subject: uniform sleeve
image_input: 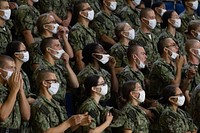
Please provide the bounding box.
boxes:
[90,19,107,37]
[68,29,84,51]
[109,46,122,68]
[123,117,134,131]
[37,0,53,12]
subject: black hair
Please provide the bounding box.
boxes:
[140,8,153,19]
[40,37,58,54]
[122,80,138,101]
[161,84,177,105]
[82,42,99,64]
[161,10,174,29]
[127,41,143,61]
[73,0,88,23]
[6,41,23,58]
[151,1,163,10]
[0,55,14,68]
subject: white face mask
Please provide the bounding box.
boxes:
[137,90,145,103]
[1,69,13,81]
[48,47,65,59]
[135,55,145,69]
[195,32,200,40]
[32,0,39,2]
[16,51,29,62]
[48,82,60,95]
[173,19,181,28]
[108,1,117,11]
[147,19,157,29]
[132,0,141,6]
[95,54,110,64]
[86,10,94,21]
[166,48,179,59]
[0,9,11,20]
[177,95,185,106]
[125,29,135,40]
[190,0,198,10]
[48,23,59,34]
[159,8,167,16]
[195,49,200,56]
[100,84,108,96]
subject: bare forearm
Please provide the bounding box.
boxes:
[0,92,17,121]
[63,37,74,58]
[22,30,34,47]
[110,68,119,93]
[101,35,116,46]
[66,64,79,88]
[89,121,110,133]
[44,120,71,133]
[49,11,62,24]
[19,90,30,121]
[172,68,182,85]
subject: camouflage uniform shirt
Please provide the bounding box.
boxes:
[160,106,197,133]
[121,102,149,133]
[0,24,12,54]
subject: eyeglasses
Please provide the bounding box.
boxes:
[174,93,183,96]
[166,44,178,48]
[96,82,106,86]
[45,79,59,84]
[82,7,92,11]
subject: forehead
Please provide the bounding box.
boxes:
[18,43,26,50]
[46,72,57,80]
[137,46,145,52]
[171,11,179,17]
[98,76,104,83]
[175,87,182,94]
[123,23,132,30]
[165,38,176,44]
[3,60,15,68]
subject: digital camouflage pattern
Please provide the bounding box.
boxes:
[0,25,12,54]
[15,4,40,37]
[109,42,128,69]
[148,58,176,99]
[121,102,149,133]
[160,106,197,133]
[118,6,140,31]
[0,84,21,129]
[118,65,145,90]
[68,22,97,52]
[31,95,68,133]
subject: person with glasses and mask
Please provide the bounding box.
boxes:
[69,0,97,73]
[0,0,12,55]
[90,0,121,51]
[76,74,113,133]
[6,41,36,133]
[159,85,197,133]
[0,55,30,133]
[32,37,79,112]
[29,13,73,72]
[160,10,186,57]
[77,42,118,108]
[149,37,184,100]
[31,69,92,133]
[109,22,135,74]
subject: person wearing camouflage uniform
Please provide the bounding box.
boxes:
[0,55,30,132]
[190,84,200,129]
[118,0,141,31]
[0,0,12,54]
[31,70,91,133]
[178,0,200,34]
[77,74,113,133]
[148,37,184,100]
[77,43,118,107]
[109,22,135,74]
[15,0,40,47]
[69,1,97,72]
[35,0,73,27]
[134,8,159,69]
[90,0,121,51]
[118,44,146,91]
[160,10,186,55]
[32,37,79,106]
[159,85,197,133]
[121,81,149,133]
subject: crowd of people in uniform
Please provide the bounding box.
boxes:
[0,0,200,132]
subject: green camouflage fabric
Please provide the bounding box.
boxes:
[0,25,12,54]
[182,63,200,93]
[33,58,69,105]
[85,0,100,14]
[159,30,186,55]
[118,65,145,90]
[0,84,21,129]
[113,0,127,17]
[15,4,40,37]
[35,0,72,20]
[190,87,200,128]
[148,58,176,99]
[118,6,140,31]
[152,24,165,37]
[121,102,149,133]
[69,22,97,52]
[77,64,111,104]
[179,12,200,33]
[160,106,197,133]
[134,29,159,68]
[109,42,128,68]
[76,97,111,133]
[31,95,68,133]
[90,11,121,46]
